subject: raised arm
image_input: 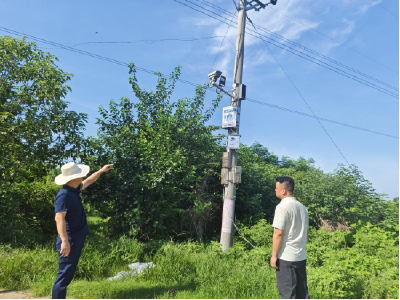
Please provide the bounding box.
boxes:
[82,164,113,190]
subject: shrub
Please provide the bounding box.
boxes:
[0,181,59,246]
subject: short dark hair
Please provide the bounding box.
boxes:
[276,176,295,193]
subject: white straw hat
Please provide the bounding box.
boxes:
[55,162,90,185]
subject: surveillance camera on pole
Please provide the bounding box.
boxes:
[208,70,222,84]
[208,70,235,98]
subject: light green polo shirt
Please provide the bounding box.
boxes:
[272,197,309,262]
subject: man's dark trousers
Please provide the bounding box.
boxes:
[52,236,86,299]
[276,259,309,299]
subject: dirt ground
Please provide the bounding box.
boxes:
[0,289,46,299]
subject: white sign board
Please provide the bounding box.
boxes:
[222,106,239,128]
[227,135,240,149]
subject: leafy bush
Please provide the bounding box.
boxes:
[0,181,59,246]
[307,222,399,299]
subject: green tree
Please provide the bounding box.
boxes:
[295,164,385,228]
[236,144,390,231]
[0,36,87,182]
[236,143,317,225]
[0,36,87,244]
[82,64,224,241]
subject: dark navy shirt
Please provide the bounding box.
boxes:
[54,184,89,239]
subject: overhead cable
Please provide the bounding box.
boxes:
[1,27,397,140]
[197,0,399,91]
[209,11,237,73]
[377,3,399,19]
[247,15,351,166]
[173,0,399,98]
[268,5,399,74]
[71,36,237,47]
[0,27,200,88]
[246,98,398,139]
[197,0,399,74]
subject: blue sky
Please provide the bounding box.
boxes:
[1,0,399,199]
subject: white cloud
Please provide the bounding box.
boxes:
[179,16,220,27]
[358,0,382,15]
[331,19,355,38]
[182,0,387,76]
[202,0,323,71]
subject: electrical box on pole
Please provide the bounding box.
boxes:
[234,84,246,100]
[222,152,230,168]
[232,166,242,184]
[221,168,228,185]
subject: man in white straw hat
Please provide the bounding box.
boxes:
[52,162,113,299]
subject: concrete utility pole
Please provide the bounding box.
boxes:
[207,0,277,251]
[219,0,247,251]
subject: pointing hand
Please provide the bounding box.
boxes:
[101,164,114,173]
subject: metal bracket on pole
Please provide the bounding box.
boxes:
[210,82,235,98]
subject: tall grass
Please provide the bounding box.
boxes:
[139,241,280,298]
[0,217,398,299]
[0,217,145,297]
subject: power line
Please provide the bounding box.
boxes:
[0,26,201,89]
[172,0,399,99]
[1,27,397,140]
[247,29,399,98]
[377,3,399,19]
[199,0,399,92]
[252,26,398,92]
[201,7,237,95]
[197,0,399,75]
[35,36,236,53]
[246,98,398,139]
[184,0,399,97]
[268,5,399,74]
[70,36,237,47]
[223,200,256,249]
[193,0,400,91]
[209,12,237,73]
[247,15,351,166]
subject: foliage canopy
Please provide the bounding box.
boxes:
[0,36,87,243]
